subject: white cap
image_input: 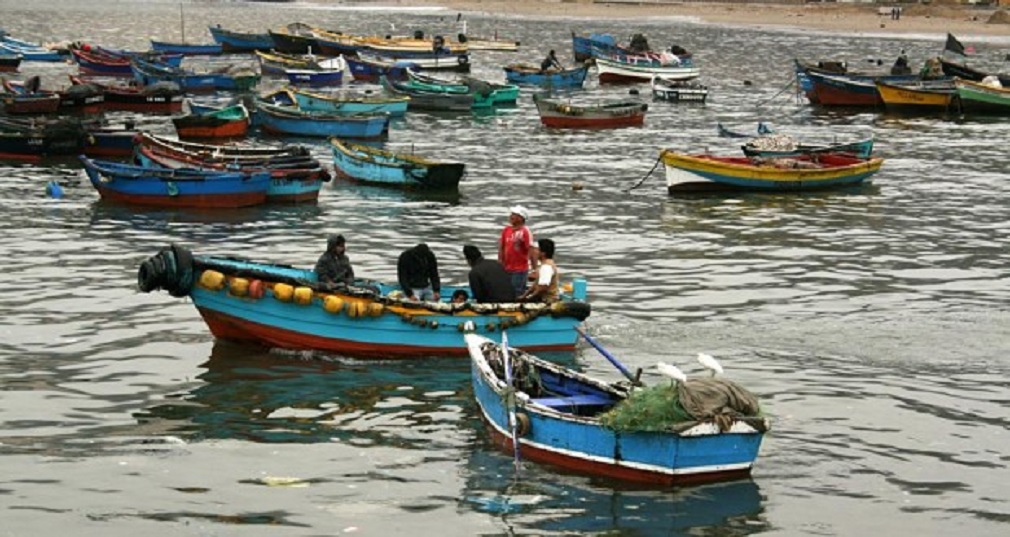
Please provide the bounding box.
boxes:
[509,205,529,222]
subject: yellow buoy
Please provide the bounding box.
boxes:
[323,295,344,314]
[367,302,384,317]
[199,270,225,291]
[293,287,313,305]
[229,277,249,297]
[273,283,294,302]
[348,300,368,318]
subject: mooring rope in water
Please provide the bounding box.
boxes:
[755,76,797,109]
[626,153,663,192]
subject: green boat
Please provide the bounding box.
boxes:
[953,78,1010,114]
[404,71,517,108]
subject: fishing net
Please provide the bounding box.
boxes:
[599,378,762,433]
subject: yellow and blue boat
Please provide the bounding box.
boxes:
[661,151,884,193]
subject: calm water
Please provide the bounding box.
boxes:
[1,0,1009,535]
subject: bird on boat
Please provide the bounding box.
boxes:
[697,353,724,376]
[656,362,687,384]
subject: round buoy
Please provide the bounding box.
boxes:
[248,280,265,299]
[229,277,249,297]
[571,181,584,191]
[324,295,344,313]
[293,287,313,305]
[367,302,384,317]
[273,283,294,302]
[199,270,225,291]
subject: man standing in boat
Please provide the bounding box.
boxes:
[541,49,563,72]
[498,205,534,297]
[519,239,559,304]
[464,244,516,303]
[397,243,441,302]
[315,234,354,288]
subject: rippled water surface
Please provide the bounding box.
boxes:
[1,1,1009,535]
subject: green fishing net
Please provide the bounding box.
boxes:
[600,378,763,433]
[599,383,693,432]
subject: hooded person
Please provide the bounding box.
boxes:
[397,243,441,302]
[464,244,516,303]
[315,234,354,288]
[498,205,534,297]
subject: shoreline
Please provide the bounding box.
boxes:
[361,1,1010,40]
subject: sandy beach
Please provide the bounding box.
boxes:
[384,0,1010,39]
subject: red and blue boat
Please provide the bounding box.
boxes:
[465,334,768,485]
[135,245,592,358]
[80,156,270,208]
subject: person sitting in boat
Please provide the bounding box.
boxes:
[432,35,448,54]
[315,234,354,288]
[540,49,563,72]
[891,50,911,75]
[451,289,469,304]
[519,239,559,304]
[397,243,441,302]
[464,244,516,303]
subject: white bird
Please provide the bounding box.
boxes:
[697,353,724,376]
[656,362,687,384]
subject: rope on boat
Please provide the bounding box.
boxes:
[755,76,797,109]
[625,153,662,192]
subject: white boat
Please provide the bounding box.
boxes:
[597,55,700,84]
[651,75,708,103]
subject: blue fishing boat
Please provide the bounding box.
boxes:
[284,57,347,87]
[255,101,390,139]
[465,333,769,485]
[287,86,409,116]
[131,57,261,93]
[80,156,270,208]
[208,25,274,53]
[150,40,223,56]
[329,137,465,190]
[135,245,592,358]
[380,76,474,112]
[344,55,418,83]
[571,32,622,62]
[503,63,588,89]
[0,34,67,62]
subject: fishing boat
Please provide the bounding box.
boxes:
[172,101,250,139]
[0,91,60,115]
[651,76,708,103]
[134,245,592,357]
[0,53,22,72]
[255,100,390,139]
[0,35,68,62]
[82,123,140,158]
[286,86,409,116]
[460,35,519,52]
[793,59,919,104]
[533,93,647,129]
[150,40,223,56]
[208,25,274,53]
[804,71,882,107]
[69,75,184,113]
[0,116,87,161]
[407,70,519,106]
[661,151,884,193]
[938,58,1010,87]
[3,76,104,114]
[344,55,418,83]
[254,49,320,76]
[380,76,474,112]
[503,63,588,89]
[361,50,471,73]
[329,137,466,190]
[465,333,769,485]
[717,122,774,139]
[80,156,270,208]
[874,79,955,113]
[284,57,347,87]
[134,136,329,203]
[268,22,319,55]
[596,55,700,84]
[70,45,183,77]
[741,134,874,159]
[952,78,1010,115]
[131,57,261,93]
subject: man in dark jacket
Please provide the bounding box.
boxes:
[464,244,516,303]
[315,234,354,288]
[397,243,441,301]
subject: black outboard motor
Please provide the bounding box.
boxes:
[414,30,424,40]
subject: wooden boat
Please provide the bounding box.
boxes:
[0,116,87,161]
[134,245,592,357]
[268,22,319,54]
[329,137,465,190]
[717,122,774,139]
[459,35,519,52]
[135,134,329,203]
[794,59,919,104]
[82,124,139,158]
[80,156,270,208]
[380,76,474,112]
[208,25,274,53]
[131,57,261,93]
[71,46,183,77]
[407,70,519,106]
[345,55,417,83]
[570,31,689,64]
[284,57,347,87]
[312,29,365,57]
[150,40,223,56]
[596,55,700,84]
[533,93,647,129]
[465,333,768,485]
[503,63,588,89]
[804,71,881,107]
[953,78,1010,114]
[0,91,60,115]
[874,79,955,113]
[69,75,183,113]
[651,76,708,103]
[286,86,409,116]
[254,49,320,76]
[741,134,874,159]
[172,101,250,139]
[255,100,390,139]
[0,53,22,73]
[939,58,1010,87]
[3,77,104,114]
[0,37,67,62]
[361,50,471,73]
[661,151,884,193]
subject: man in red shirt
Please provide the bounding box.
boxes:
[498,205,534,297]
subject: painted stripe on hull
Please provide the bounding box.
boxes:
[198,308,575,357]
[540,115,644,129]
[93,185,266,208]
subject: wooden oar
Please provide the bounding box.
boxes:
[575,326,642,386]
[501,331,521,473]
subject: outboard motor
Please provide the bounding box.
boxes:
[414,30,424,40]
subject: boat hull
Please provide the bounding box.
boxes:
[954,79,1010,114]
[504,64,588,89]
[596,57,699,84]
[256,105,390,139]
[535,98,647,129]
[330,138,465,190]
[875,80,954,112]
[662,151,884,193]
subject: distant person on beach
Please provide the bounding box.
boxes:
[464,244,516,303]
[541,49,563,72]
[397,243,441,302]
[315,234,354,288]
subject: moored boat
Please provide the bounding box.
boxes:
[596,55,699,84]
[0,116,87,161]
[134,245,592,357]
[741,133,874,159]
[465,333,769,485]
[533,93,647,129]
[953,78,1010,114]
[661,151,884,193]
[503,63,588,89]
[0,53,22,73]
[268,22,319,54]
[287,86,409,116]
[80,156,270,208]
[150,40,223,56]
[651,75,708,103]
[255,100,390,139]
[329,137,465,190]
[208,25,273,53]
[131,57,261,93]
[380,75,474,112]
[69,75,184,113]
[874,79,955,113]
[284,56,347,87]
[172,101,250,139]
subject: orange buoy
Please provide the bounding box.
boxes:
[273,283,294,302]
[324,295,344,314]
[367,302,384,317]
[248,280,265,299]
[199,270,225,291]
[293,287,313,305]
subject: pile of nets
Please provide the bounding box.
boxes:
[599,377,763,433]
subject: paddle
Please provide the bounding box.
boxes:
[575,326,642,386]
[501,331,521,473]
